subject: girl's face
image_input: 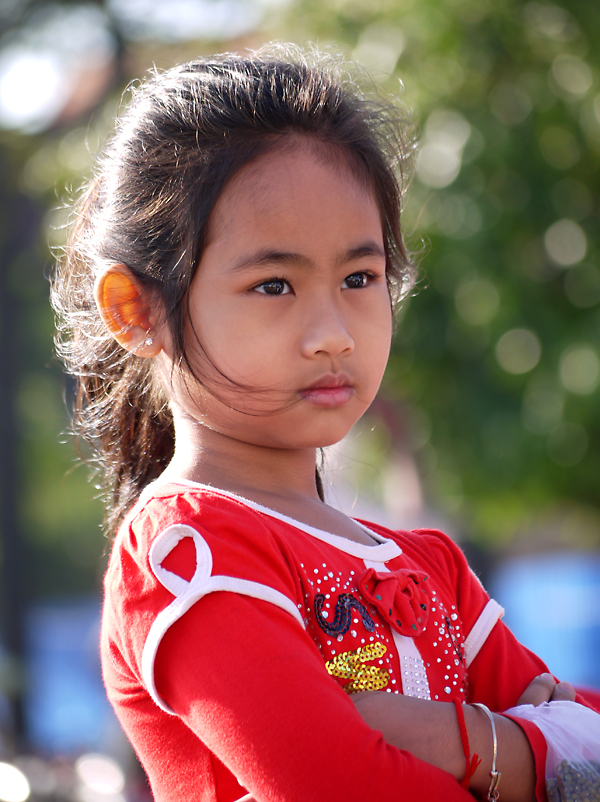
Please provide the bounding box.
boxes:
[167,143,393,451]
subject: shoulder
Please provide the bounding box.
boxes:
[119,483,287,560]
[103,484,307,711]
[109,483,302,595]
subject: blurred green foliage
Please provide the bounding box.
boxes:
[1,0,599,610]
[285,0,600,549]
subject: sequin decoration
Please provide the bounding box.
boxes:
[326,643,389,693]
[314,593,375,637]
[444,615,465,667]
[400,653,431,700]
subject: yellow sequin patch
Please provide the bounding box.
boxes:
[325,643,389,693]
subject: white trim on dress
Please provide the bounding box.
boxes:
[141,524,305,714]
[463,599,505,667]
[137,478,402,561]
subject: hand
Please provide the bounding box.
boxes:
[517,672,576,706]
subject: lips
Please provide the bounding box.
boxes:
[298,374,354,408]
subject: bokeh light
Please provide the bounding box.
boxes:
[496,329,542,375]
[551,54,593,96]
[351,23,406,75]
[75,754,125,797]
[416,109,471,189]
[0,763,30,802]
[0,4,114,133]
[559,344,600,395]
[454,278,500,326]
[544,219,587,266]
[106,0,290,42]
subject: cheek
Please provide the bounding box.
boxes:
[364,299,393,365]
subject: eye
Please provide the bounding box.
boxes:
[343,272,371,289]
[254,278,291,296]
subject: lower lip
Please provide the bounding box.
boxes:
[299,386,354,408]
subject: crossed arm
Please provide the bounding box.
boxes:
[236,675,575,802]
[352,673,576,802]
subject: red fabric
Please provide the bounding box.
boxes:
[101,483,553,802]
[360,566,429,636]
[575,686,600,712]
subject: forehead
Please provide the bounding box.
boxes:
[207,141,382,243]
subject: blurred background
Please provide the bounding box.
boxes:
[0,0,599,798]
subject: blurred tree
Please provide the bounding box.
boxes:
[274,0,600,550]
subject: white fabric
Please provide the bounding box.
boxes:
[463,598,504,667]
[504,700,600,779]
[141,479,402,561]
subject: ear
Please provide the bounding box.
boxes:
[94,264,164,357]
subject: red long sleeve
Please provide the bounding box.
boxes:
[101,483,560,801]
[153,591,474,802]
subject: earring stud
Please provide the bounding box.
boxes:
[144,333,154,347]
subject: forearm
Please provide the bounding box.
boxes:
[353,693,536,802]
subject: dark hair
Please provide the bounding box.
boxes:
[51,44,416,534]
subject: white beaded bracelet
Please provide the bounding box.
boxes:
[471,702,501,801]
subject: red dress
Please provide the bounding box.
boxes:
[101,480,551,802]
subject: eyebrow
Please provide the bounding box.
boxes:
[229,240,386,273]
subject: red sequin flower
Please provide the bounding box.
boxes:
[360,568,430,637]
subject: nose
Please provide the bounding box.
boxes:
[299,301,354,360]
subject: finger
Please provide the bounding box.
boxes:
[551,681,576,702]
[517,673,557,706]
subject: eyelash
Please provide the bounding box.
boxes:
[254,278,291,295]
[343,271,376,289]
[253,272,377,296]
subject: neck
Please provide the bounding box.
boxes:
[162,411,322,503]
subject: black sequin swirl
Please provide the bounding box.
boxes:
[314,593,376,636]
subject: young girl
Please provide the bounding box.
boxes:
[51,48,598,802]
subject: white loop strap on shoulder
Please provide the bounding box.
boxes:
[149,524,213,597]
[142,524,304,713]
[463,599,505,667]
